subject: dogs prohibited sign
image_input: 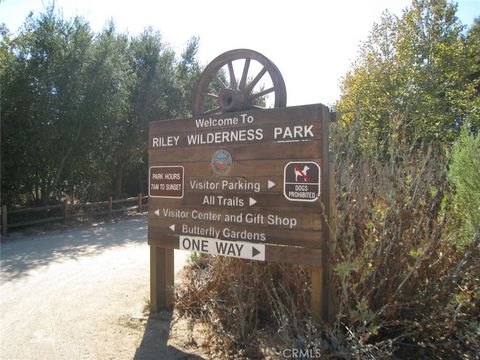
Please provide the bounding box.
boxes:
[283,162,321,202]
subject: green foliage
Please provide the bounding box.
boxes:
[1,7,95,205]
[463,17,480,132]
[0,6,201,206]
[448,123,480,243]
[337,0,478,159]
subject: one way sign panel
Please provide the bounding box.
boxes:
[179,236,265,261]
[283,161,321,202]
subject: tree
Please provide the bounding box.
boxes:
[173,36,202,118]
[448,125,480,244]
[65,22,133,201]
[336,0,478,159]
[1,7,202,206]
[1,8,94,205]
[463,17,480,132]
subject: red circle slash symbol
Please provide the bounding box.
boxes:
[293,164,310,182]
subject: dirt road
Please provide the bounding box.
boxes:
[0,217,204,360]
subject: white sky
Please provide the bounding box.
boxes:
[1,0,478,106]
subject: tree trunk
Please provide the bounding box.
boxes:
[44,146,73,205]
[34,184,40,204]
[43,123,82,205]
[41,181,49,206]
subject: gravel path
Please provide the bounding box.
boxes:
[0,216,203,360]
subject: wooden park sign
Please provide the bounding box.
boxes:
[148,49,335,322]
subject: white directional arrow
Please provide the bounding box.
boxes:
[169,224,175,232]
[249,197,257,206]
[267,180,276,189]
[154,209,160,216]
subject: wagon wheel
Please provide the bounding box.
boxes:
[192,49,287,116]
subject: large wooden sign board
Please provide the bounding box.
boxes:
[148,103,334,319]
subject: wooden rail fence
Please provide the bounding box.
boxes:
[0,194,149,237]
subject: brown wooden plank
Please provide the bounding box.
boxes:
[67,210,110,218]
[9,204,63,214]
[111,205,139,213]
[148,207,322,231]
[111,196,140,204]
[148,222,322,249]
[180,175,285,194]
[149,140,322,163]
[149,192,322,210]
[80,201,110,208]
[147,234,322,266]
[148,158,322,181]
[149,104,325,134]
[266,245,322,266]
[149,122,323,149]
[8,216,65,228]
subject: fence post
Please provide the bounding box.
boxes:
[1,205,7,237]
[63,199,68,224]
[138,193,142,212]
[108,196,113,221]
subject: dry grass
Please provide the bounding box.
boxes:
[330,142,479,358]
[176,132,479,359]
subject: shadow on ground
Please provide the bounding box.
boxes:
[133,310,205,360]
[0,216,147,282]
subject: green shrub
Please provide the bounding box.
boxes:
[448,124,480,245]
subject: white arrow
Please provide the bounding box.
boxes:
[249,197,257,206]
[154,209,160,216]
[169,224,175,232]
[267,180,276,189]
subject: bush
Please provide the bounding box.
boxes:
[175,128,480,359]
[330,133,479,358]
[448,124,480,245]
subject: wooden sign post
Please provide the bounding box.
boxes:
[148,103,335,321]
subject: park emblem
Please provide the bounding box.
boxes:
[211,149,232,175]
